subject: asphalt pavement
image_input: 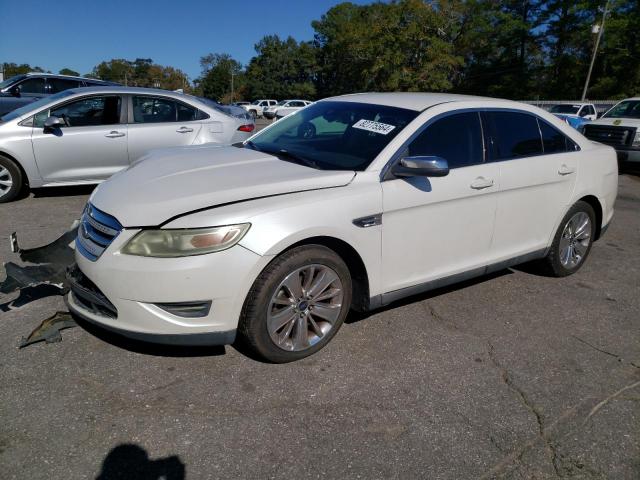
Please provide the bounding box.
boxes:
[0,171,638,479]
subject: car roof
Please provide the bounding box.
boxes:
[325,92,529,111]
[64,86,192,96]
[22,72,114,83]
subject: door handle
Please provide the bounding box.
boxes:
[558,164,575,176]
[470,177,494,190]
[105,131,125,138]
[176,126,194,133]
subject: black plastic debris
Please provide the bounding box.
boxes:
[19,311,77,348]
[0,221,78,304]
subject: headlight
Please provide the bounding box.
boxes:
[633,131,640,147]
[121,224,250,257]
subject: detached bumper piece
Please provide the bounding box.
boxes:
[66,264,117,319]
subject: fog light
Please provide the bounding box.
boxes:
[155,301,212,318]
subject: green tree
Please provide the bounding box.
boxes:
[195,53,243,100]
[313,0,462,97]
[59,68,80,77]
[2,63,46,77]
[90,58,190,91]
[244,35,317,99]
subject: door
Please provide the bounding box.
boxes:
[381,111,499,293]
[31,95,128,182]
[485,111,579,261]
[127,95,202,161]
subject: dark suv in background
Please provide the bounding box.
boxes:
[0,73,119,116]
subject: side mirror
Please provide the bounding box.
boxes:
[44,116,65,129]
[392,156,449,178]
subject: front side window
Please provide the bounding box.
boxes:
[248,100,418,171]
[35,96,121,127]
[133,96,177,123]
[406,112,484,169]
[602,100,640,119]
[485,111,543,160]
[17,78,46,94]
[48,78,81,93]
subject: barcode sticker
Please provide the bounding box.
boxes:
[352,119,396,135]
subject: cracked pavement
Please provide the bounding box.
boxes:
[0,173,639,479]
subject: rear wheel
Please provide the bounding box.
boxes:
[0,155,23,203]
[238,245,352,363]
[541,201,596,277]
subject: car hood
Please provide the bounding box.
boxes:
[586,117,640,128]
[90,145,356,227]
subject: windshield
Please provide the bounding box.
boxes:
[277,100,289,106]
[602,100,640,119]
[550,105,580,114]
[0,74,27,90]
[0,89,77,123]
[248,100,418,171]
[252,100,261,105]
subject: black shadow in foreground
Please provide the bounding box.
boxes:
[96,444,185,480]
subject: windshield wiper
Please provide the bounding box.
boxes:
[272,149,320,169]
[243,140,261,151]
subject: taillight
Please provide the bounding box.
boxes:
[238,124,255,132]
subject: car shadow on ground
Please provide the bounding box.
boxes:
[96,443,185,480]
[73,315,226,358]
[31,185,96,198]
[346,269,514,325]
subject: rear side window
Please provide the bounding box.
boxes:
[407,112,484,169]
[538,119,576,154]
[177,102,197,121]
[133,96,176,123]
[48,78,81,93]
[485,111,543,160]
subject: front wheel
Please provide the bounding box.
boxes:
[541,201,596,277]
[0,155,24,203]
[237,245,352,363]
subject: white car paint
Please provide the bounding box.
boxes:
[240,99,278,118]
[263,99,313,119]
[549,102,597,121]
[68,92,618,352]
[580,97,640,170]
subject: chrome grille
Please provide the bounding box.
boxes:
[76,203,122,261]
[583,124,637,147]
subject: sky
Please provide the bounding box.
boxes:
[0,0,372,80]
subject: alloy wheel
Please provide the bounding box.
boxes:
[0,165,13,198]
[559,212,592,269]
[267,264,344,352]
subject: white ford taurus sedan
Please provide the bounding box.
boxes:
[66,93,618,362]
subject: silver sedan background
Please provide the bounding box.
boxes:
[0,87,255,202]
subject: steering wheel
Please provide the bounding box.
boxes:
[297,122,316,139]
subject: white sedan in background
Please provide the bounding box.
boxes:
[263,99,313,120]
[0,87,255,202]
[67,93,617,363]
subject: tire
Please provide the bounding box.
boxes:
[0,155,23,203]
[238,245,353,363]
[540,201,596,277]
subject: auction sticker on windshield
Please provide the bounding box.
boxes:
[352,119,396,135]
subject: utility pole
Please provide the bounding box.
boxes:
[230,69,235,103]
[581,0,610,101]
